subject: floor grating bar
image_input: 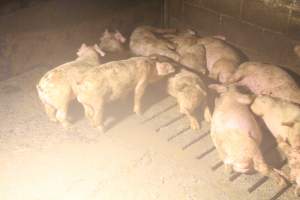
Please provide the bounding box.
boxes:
[248,159,287,193]
[167,127,190,141]
[248,176,269,193]
[182,132,210,150]
[211,161,223,171]
[141,103,177,124]
[196,146,216,160]
[269,182,292,200]
[229,172,242,182]
[155,114,185,132]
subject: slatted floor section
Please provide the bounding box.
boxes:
[2,66,298,200]
[139,92,297,200]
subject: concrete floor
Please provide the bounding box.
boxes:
[0,66,298,200]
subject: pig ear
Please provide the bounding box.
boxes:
[77,43,87,55]
[208,84,227,93]
[236,94,253,105]
[93,44,106,57]
[114,30,126,43]
[156,62,175,76]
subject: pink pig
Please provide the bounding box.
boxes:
[209,84,285,185]
[228,61,300,104]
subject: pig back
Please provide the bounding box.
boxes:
[199,38,241,72]
[78,57,153,101]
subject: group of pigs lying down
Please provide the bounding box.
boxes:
[37,25,300,195]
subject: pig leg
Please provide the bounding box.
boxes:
[295,186,300,197]
[82,103,94,121]
[44,103,57,122]
[56,102,71,128]
[186,111,200,130]
[224,163,234,174]
[253,150,286,186]
[211,134,231,173]
[277,137,292,155]
[90,101,105,132]
[180,105,200,130]
[204,105,211,122]
[133,80,148,116]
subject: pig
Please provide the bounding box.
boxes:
[36,43,105,128]
[198,36,243,83]
[227,62,300,104]
[99,29,126,53]
[129,26,180,62]
[167,69,211,130]
[75,55,176,132]
[165,30,243,82]
[209,84,285,184]
[250,95,300,148]
[164,30,207,74]
[251,95,300,195]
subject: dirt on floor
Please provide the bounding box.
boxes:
[1,56,297,200]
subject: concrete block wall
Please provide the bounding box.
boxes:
[168,0,300,75]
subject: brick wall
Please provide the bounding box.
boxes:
[167,0,300,75]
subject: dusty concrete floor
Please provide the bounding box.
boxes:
[0,64,298,200]
[0,67,218,200]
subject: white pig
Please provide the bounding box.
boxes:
[99,29,126,53]
[167,69,210,130]
[36,43,105,128]
[251,95,300,148]
[75,55,176,132]
[164,31,207,74]
[129,26,179,61]
[209,84,285,184]
[227,61,300,104]
[164,30,242,82]
[251,95,300,195]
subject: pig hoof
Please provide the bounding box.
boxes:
[97,126,105,133]
[224,164,233,174]
[62,121,72,129]
[190,122,200,130]
[134,107,142,116]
